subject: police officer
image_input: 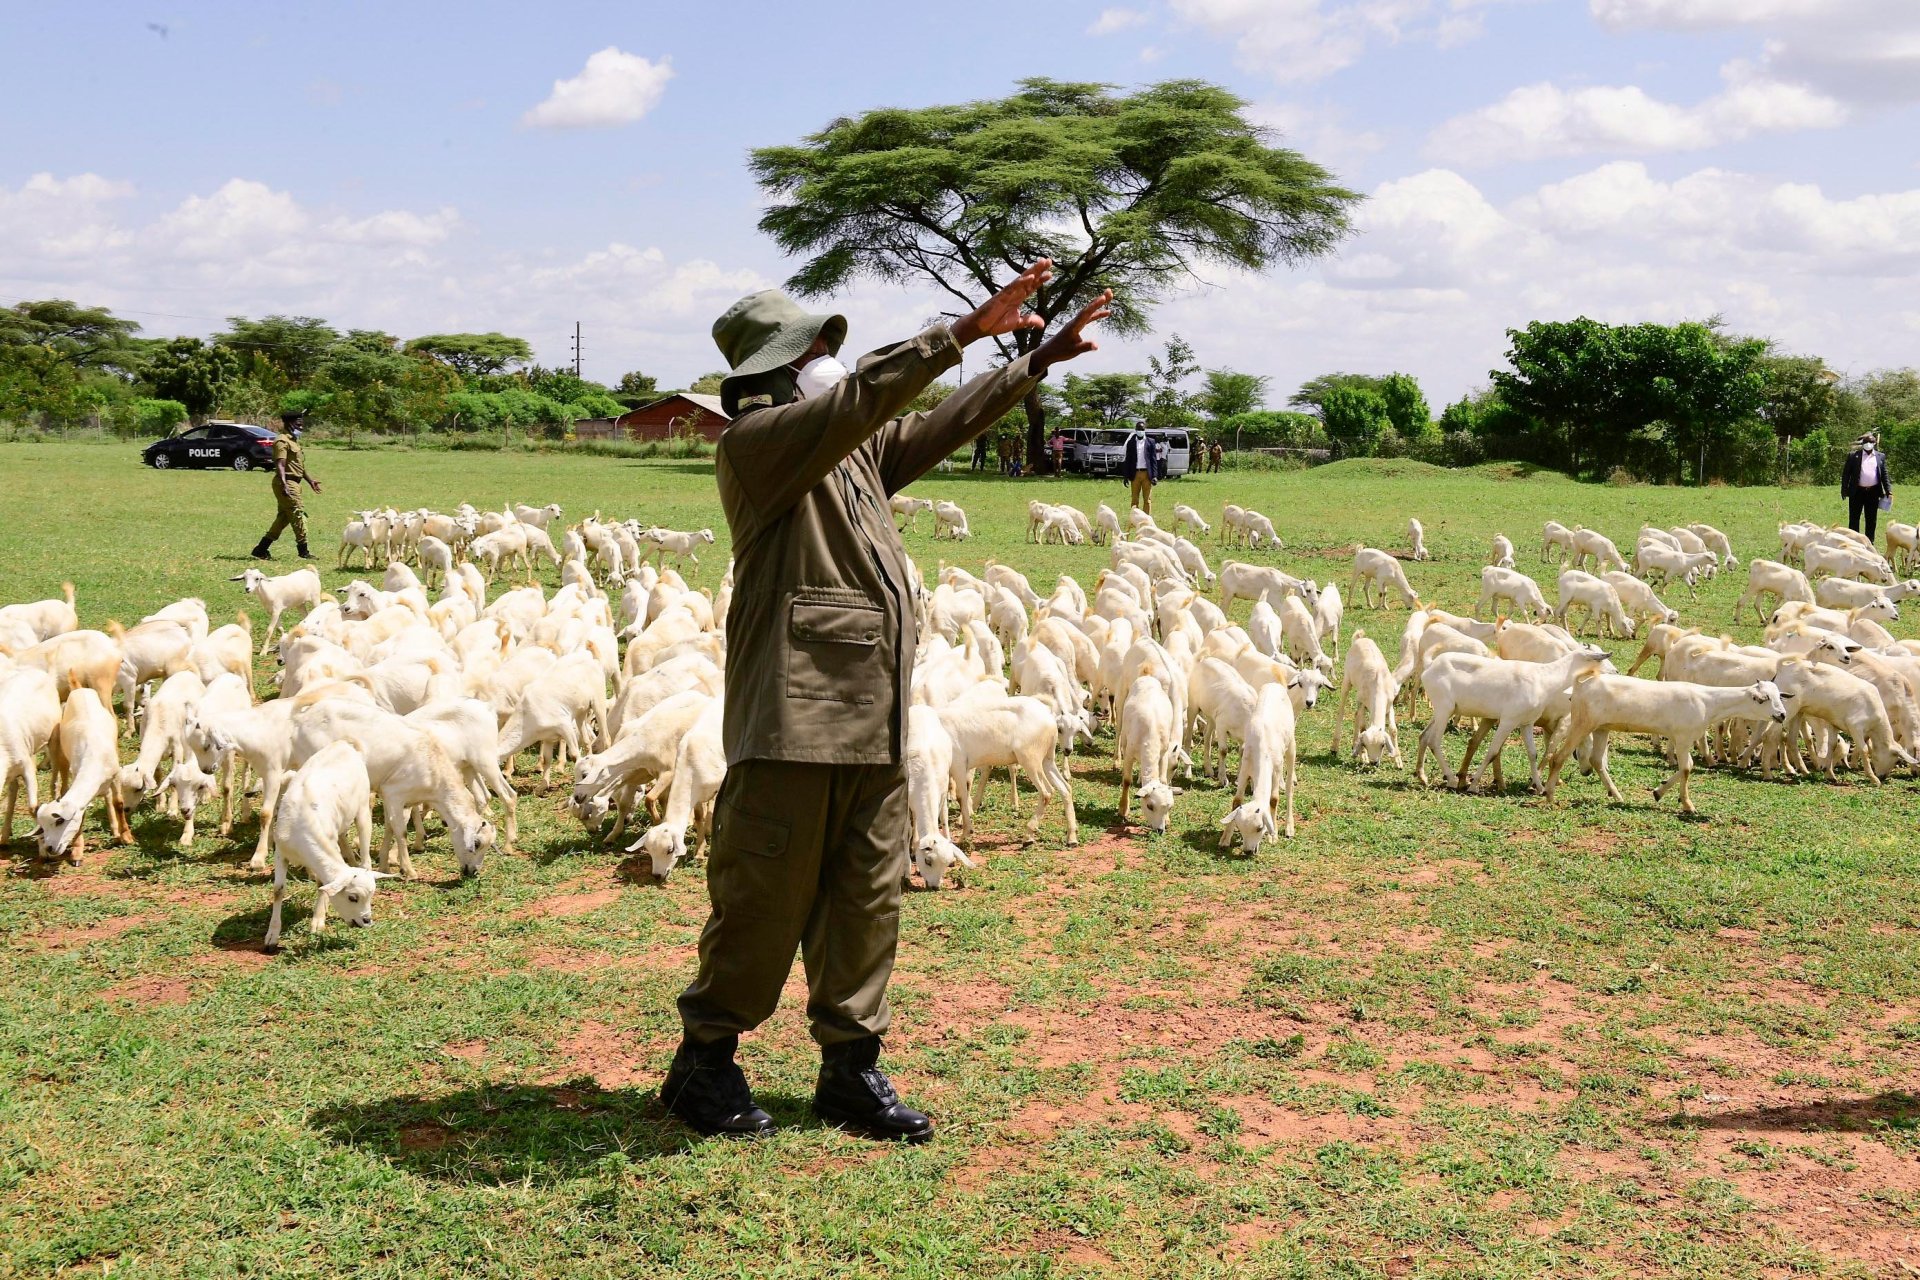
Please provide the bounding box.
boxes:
[250,410,321,560]
[663,262,1111,1142]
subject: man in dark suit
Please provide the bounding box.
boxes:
[1841,432,1892,543]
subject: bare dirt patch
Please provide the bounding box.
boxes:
[209,939,275,968]
[30,912,158,948]
[515,886,622,920]
[442,1040,487,1062]
[544,1020,669,1089]
[398,1123,453,1153]
[98,975,194,1006]
[526,946,619,972]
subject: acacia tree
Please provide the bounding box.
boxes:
[750,77,1359,469]
[404,332,533,380]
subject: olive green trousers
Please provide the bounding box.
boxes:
[677,758,908,1048]
[262,480,307,546]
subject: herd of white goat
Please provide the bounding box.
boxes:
[5,492,1920,949]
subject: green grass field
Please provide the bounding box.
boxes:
[2,440,1916,1279]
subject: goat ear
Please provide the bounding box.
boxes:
[317,872,357,896]
[369,870,396,881]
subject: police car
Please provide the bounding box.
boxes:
[141,421,279,471]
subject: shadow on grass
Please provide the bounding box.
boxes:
[210,902,358,956]
[311,1081,812,1181]
[1666,1092,1918,1135]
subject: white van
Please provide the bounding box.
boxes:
[1146,429,1192,478]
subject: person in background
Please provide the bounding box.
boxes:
[1841,431,1892,543]
[1049,431,1067,475]
[971,434,989,471]
[1209,440,1223,473]
[250,409,321,560]
[1123,426,1154,514]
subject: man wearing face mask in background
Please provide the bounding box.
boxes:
[250,409,321,561]
[664,261,1111,1143]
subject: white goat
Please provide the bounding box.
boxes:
[264,740,382,949]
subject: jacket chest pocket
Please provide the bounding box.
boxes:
[787,596,886,704]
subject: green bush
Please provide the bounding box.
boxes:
[1220,450,1307,473]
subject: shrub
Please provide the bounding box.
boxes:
[1220,450,1307,473]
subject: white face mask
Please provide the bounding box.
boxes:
[794,354,849,401]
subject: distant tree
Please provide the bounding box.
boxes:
[1217,409,1322,450]
[689,371,726,395]
[1320,385,1392,458]
[404,332,533,379]
[1845,368,1920,430]
[908,380,956,415]
[1063,372,1148,429]
[1289,372,1385,416]
[1198,369,1268,423]
[1492,317,1766,483]
[133,397,189,437]
[0,299,141,369]
[616,370,659,398]
[218,315,340,387]
[1758,354,1839,481]
[316,335,455,436]
[1142,334,1202,433]
[1377,372,1432,440]
[143,337,240,423]
[750,77,1361,469]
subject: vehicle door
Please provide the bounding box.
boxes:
[174,427,222,468]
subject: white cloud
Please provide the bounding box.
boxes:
[0,172,136,264]
[0,172,780,386]
[521,47,673,130]
[1167,0,1514,82]
[1249,101,1385,173]
[11,158,1920,411]
[1591,0,1884,30]
[1082,158,1920,409]
[1592,0,1920,105]
[1087,7,1151,35]
[1427,62,1845,164]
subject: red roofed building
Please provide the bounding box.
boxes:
[574,393,730,442]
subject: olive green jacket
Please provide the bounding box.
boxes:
[715,323,1041,765]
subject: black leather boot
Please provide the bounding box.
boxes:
[660,1036,773,1138]
[250,539,272,561]
[295,541,312,560]
[813,1036,933,1143]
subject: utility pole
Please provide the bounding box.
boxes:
[571,321,582,377]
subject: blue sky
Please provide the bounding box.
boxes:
[3,0,1916,403]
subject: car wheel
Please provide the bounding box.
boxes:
[152,453,172,469]
[232,454,253,472]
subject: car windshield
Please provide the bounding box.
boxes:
[1094,430,1129,445]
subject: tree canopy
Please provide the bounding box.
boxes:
[1491,316,1767,483]
[1198,369,1269,422]
[750,76,1360,465]
[404,332,534,379]
[0,299,141,370]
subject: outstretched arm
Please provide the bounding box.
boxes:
[875,288,1114,493]
[719,261,1060,521]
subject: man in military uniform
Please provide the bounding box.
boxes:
[250,409,321,560]
[663,261,1110,1143]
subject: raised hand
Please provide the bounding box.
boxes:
[1031,289,1113,375]
[952,260,1053,347]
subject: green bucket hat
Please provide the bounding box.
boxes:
[712,290,846,416]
